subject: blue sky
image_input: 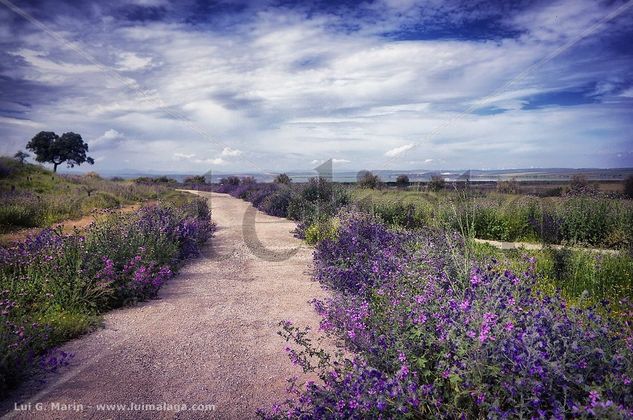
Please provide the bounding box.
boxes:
[0,0,632,173]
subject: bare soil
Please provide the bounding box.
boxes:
[0,192,326,419]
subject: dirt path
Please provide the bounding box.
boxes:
[0,192,326,419]
[473,238,620,254]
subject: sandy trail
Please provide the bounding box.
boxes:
[0,192,326,419]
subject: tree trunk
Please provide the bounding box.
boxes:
[53,162,58,172]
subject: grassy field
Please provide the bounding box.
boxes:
[351,188,633,250]
[470,241,633,307]
[0,157,173,233]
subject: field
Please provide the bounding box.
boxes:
[351,189,633,249]
[0,157,174,234]
[211,176,633,418]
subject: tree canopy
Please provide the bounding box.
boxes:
[274,173,292,184]
[357,170,382,189]
[396,174,410,188]
[26,131,94,172]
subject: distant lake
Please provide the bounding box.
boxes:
[105,168,633,183]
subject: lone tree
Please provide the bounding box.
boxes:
[26,131,94,172]
[396,174,410,188]
[357,170,382,189]
[274,173,292,184]
[13,150,30,164]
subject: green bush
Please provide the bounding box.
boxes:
[305,218,339,245]
[0,200,44,231]
[357,171,382,189]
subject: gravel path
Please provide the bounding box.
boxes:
[1,192,326,419]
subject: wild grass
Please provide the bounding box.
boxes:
[0,157,172,233]
[470,242,633,306]
[351,188,633,250]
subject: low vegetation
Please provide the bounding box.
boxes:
[470,242,633,306]
[215,176,349,228]
[0,194,214,397]
[263,212,633,418]
[352,189,633,250]
[0,157,172,233]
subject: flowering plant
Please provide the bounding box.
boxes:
[264,213,633,418]
[0,197,214,397]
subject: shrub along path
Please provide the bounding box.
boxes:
[0,192,326,419]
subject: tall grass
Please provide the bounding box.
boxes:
[471,242,633,305]
[351,189,633,250]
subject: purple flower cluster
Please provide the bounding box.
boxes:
[121,254,173,300]
[265,213,633,418]
[217,181,293,217]
[214,178,348,224]
[176,216,214,259]
[0,198,214,396]
[313,211,408,293]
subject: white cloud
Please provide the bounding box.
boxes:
[173,152,196,159]
[0,116,42,128]
[333,158,351,163]
[116,52,154,71]
[619,87,633,98]
[385,143,415,157]
[208,158,226,165]
[91,129,126,150]
[220,147,242,157]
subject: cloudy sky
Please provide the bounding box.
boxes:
[0,0,632,174]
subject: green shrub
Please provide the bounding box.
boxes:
[305,218,339,245]
[0,201,44,231]
[357,171,382,189]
